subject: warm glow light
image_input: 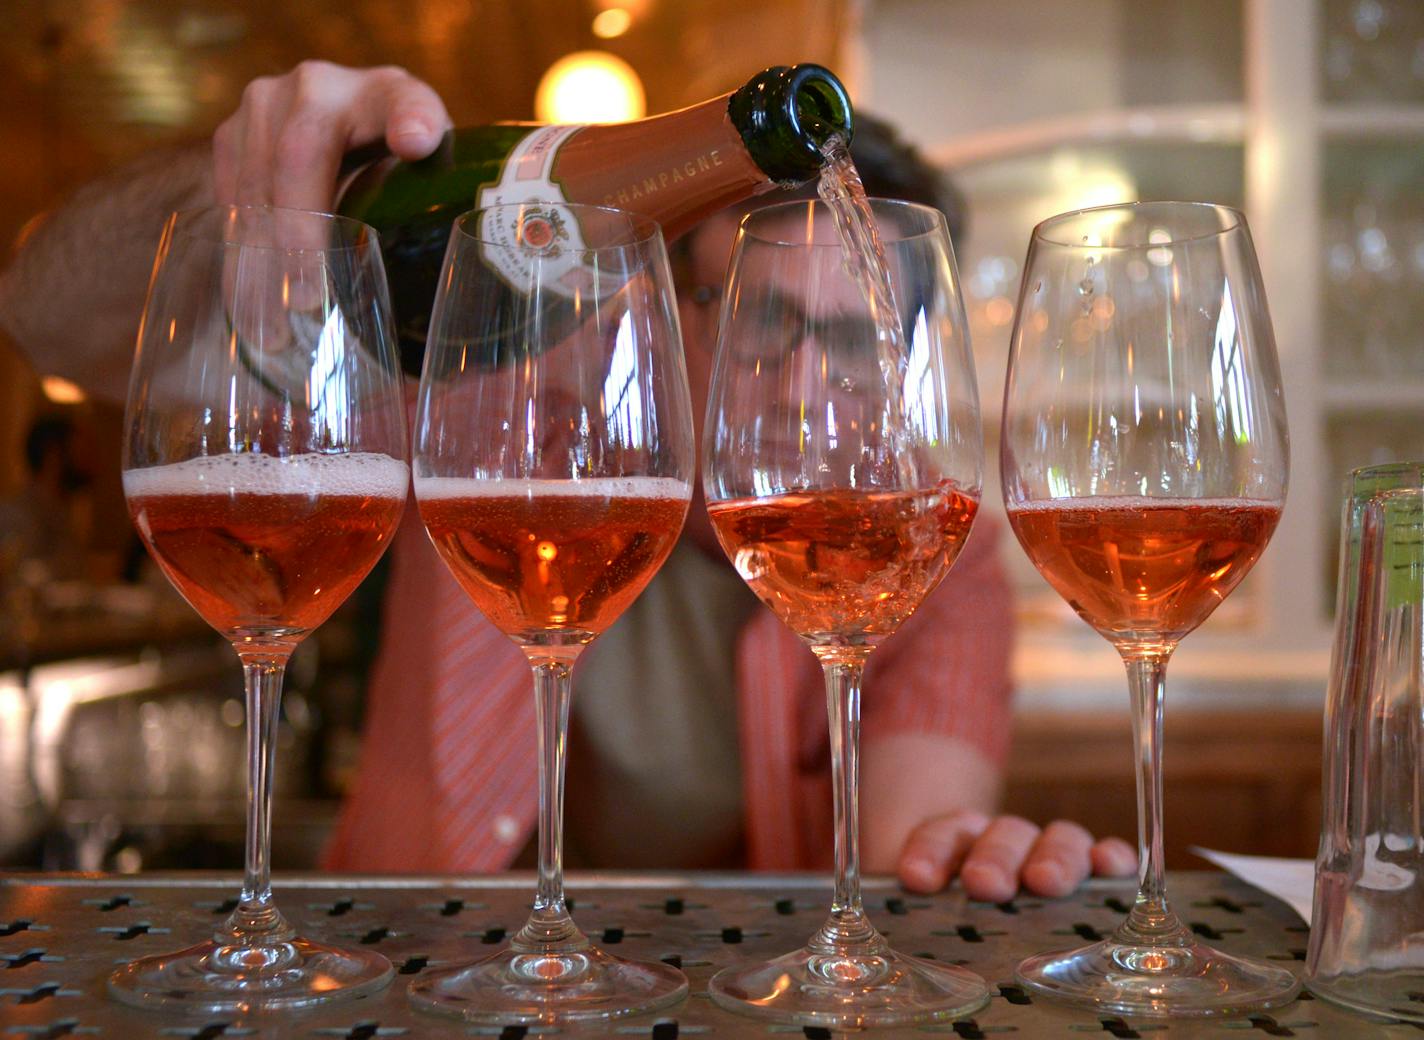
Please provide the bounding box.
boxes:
[1048,153,1135,216]
[535,51,646,123]
[984,297,1015,327]
[592,8,632,38]
[41,376,85,404]
[1073,180,1134,212]
[748,972,794,1004]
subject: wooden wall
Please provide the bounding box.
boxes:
[1004,708,1324,868]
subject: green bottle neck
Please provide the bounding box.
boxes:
[728,64,854,184]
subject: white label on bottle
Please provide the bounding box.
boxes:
[477,124,619,300]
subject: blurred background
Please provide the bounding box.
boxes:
[0,0,1419,872]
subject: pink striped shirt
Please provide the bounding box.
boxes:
[324,501,1015,872]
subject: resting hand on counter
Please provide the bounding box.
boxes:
[862,732,1136,901]
[899,812,1137,901]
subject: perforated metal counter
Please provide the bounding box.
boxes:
[0,871,1401,1038]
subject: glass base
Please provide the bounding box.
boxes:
[709,944,991,1027]
[407,944,688,1023]
[1307,973,1424,1024]
[1016,937,1300,1018]
[107,936,394,1013]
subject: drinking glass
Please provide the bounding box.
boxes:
[1307,461,1424,1020]
[408,204,692,1022]
[1001,201,1296,1016]
[113,206,408,1011]
[703,198,988,1026]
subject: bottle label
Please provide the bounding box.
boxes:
[477,124,617,300]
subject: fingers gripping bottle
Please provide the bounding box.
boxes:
[337,64,854,374]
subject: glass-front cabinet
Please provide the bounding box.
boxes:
[860,0,1424,702]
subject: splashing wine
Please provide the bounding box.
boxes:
[817,137,917,484]
[707,481,977,648]
[702,194,989,1024]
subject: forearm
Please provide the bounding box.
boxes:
[860,731,1000,873]
[0,145,212,401]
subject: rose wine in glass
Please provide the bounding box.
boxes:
[703,197,989,1027]
[111,206,408,1012]
[418,477,690,637]
[1006,498,1282,646]
[407,204,693,1023]
[126,455,406,634]
[1001,201,1296,1017]
[708,483,978,641]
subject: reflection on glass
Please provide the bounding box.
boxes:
[110,205,407,1013]
[1003,201,1297,1018]
[704,199,988,1027]
[407,204,692,1024]
[953,145,1246,617]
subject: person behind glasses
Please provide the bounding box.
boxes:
[0,61,1135,898]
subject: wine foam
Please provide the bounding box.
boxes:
[1006,496,1282,513]
[124,452,409,499]
[414,475,691,501]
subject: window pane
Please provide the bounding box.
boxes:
[1322,140,1424,379]
[1321,0,1424,103]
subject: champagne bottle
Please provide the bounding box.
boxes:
[337,64,853,375]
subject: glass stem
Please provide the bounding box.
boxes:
[1119,650,1188,946]
[220,650,294,947]
[513,656,585,951]
[811,655,881,952]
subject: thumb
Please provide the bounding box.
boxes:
[382,77,452,161]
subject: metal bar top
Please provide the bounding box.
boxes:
[0,870,1397,1038]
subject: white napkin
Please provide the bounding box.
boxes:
[1191,846,1315,924]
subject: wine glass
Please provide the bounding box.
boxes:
[703,197,988,1026]
[1002,201,1296,1016]
[112,206,408,1011]
[407,203,693,1022]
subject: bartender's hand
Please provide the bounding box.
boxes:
[212,61,453,211]
[863,733,1136,900]
[899,812,1137,901]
